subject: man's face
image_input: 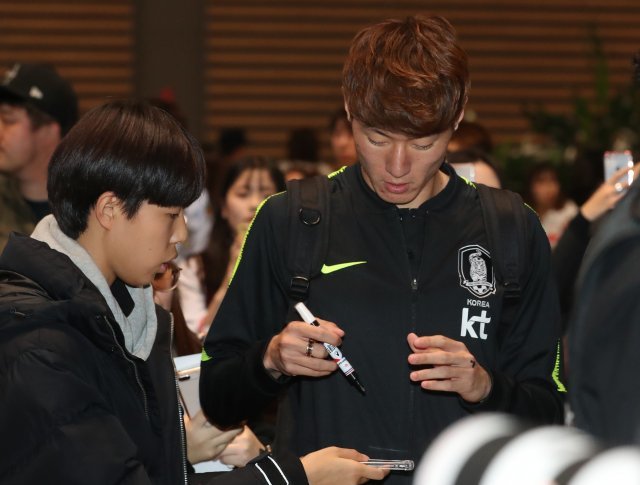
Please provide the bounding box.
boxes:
[104,201,187,287]
[351,119,453,208]
[0,103,39,175]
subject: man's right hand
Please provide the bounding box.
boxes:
[263,318,344,379]
[301,447,390,485]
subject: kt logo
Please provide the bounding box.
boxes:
[460,308,491,340]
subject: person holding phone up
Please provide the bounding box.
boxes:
[554,162,639,338]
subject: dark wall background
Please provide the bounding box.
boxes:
[2,0,640,160]
[0,0,135,113]
[135,0,204,138]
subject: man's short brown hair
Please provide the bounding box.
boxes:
[342,15,469,138]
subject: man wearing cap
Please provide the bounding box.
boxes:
[0,62,78,251]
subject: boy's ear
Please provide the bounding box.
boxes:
[94,191,120,230]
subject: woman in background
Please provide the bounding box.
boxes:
[525,162,578,249]
[201,156,286,332]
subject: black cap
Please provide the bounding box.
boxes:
[0,63,78,135]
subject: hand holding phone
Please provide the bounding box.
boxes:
[603,151,634,191]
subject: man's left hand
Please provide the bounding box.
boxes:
[407,333,491,403]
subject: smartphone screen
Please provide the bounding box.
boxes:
[603,150,634,186]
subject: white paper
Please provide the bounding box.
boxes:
[174,353,234,473]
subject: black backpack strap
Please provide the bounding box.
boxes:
[285,175,331,302]
[477,184,528,340]
[477,184,527,299]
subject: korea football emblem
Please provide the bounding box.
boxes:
[458,244,496,298]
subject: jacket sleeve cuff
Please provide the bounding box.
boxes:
[249,450,309,485]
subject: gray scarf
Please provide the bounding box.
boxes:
[32,215,157,360]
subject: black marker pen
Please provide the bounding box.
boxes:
[294,302,366,394]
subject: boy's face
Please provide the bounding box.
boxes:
[0,103,41,176]
[104,201,187,287]
[351,119,454,208]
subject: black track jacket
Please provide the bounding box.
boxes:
[201,164,565,483]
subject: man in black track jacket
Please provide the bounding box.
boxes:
[201,15,565,484]
[0,101,384,485]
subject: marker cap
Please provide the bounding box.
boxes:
[294,302,315,324]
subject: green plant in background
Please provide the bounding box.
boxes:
[496,28,640,200]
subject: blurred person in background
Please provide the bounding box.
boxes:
[328,107,357,169]
[279,127,325,181]
[446,120,500,188]
[447,119,493,155]
[201,156,286,334]
[447,148,502,189]
[0,62,78,251]
[554,164,637,336]
[208,128,249,192]
[525,162,578,249]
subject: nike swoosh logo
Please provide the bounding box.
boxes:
[321,261,367,274]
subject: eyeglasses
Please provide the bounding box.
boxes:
[152,261,182,292]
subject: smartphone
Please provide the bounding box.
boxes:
[603,150,634,186]
[359,459,415,471]
[452,162,476,182]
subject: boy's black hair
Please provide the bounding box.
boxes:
[48,99,206,239]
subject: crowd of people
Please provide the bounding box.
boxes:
[0,12,639,485]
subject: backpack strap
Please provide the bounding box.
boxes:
[476,184,527,300]
[476,184,528,341]
[285,175,331,302]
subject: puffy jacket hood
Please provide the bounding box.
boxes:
[0,232,127,353]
